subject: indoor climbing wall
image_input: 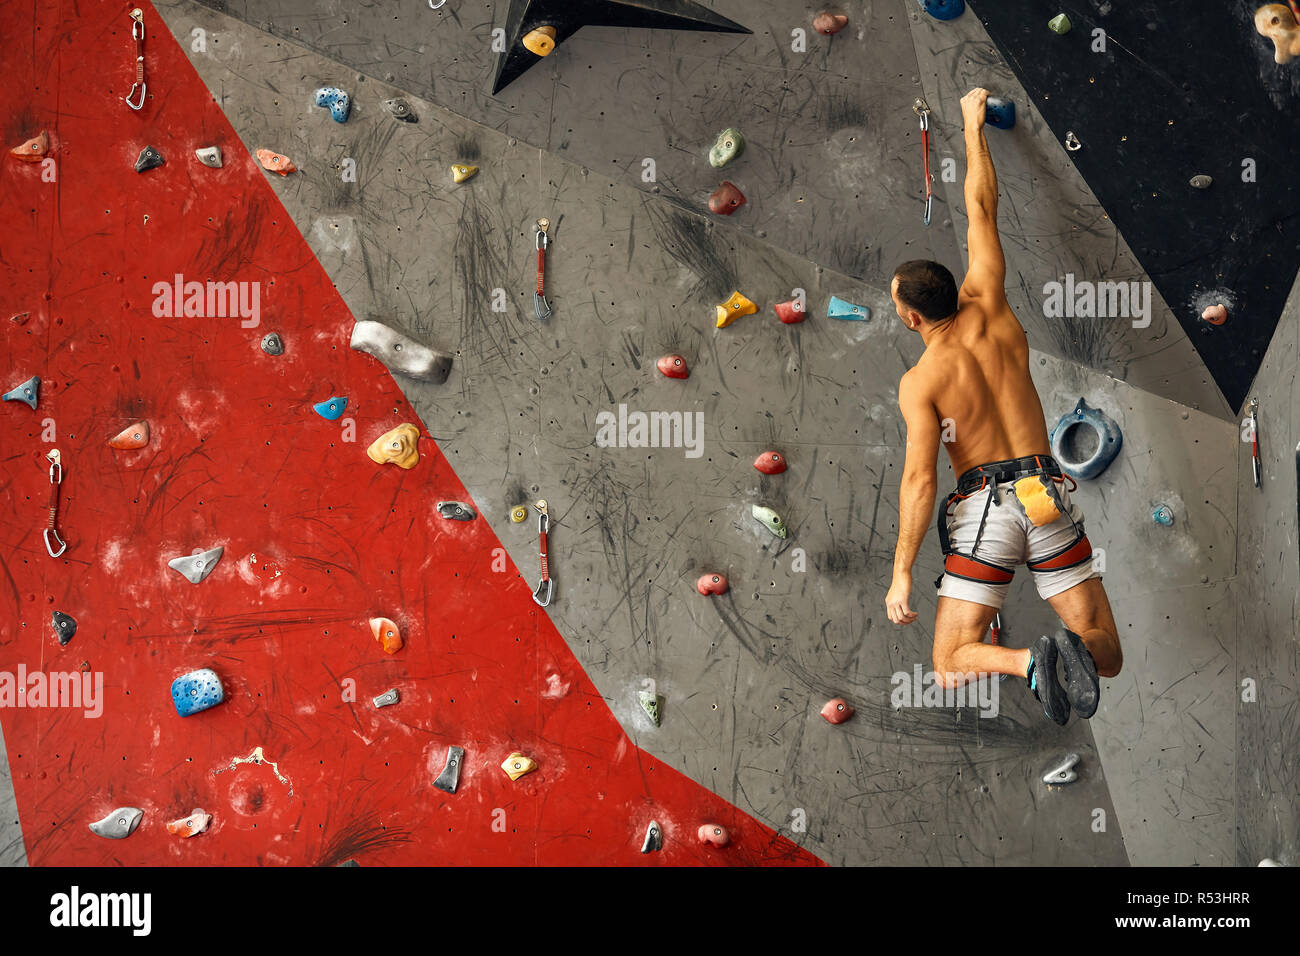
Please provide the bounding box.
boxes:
[1,0,1295,867]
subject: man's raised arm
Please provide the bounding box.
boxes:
[886,370,940,625]
[958,87,1007,304]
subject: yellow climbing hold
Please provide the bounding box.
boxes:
[452,164,478,184]
[501,751,538,781]
[716,291,758,328]
[366,423,421,470]
[522,25,558,56]
[510,505,528,523]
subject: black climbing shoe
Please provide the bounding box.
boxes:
[1027,636,1070,726]
[1053,628,1100,719]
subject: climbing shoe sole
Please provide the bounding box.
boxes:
[1053,628,1100,719]
[1029,635,1070,726]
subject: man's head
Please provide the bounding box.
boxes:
[891,260,958,332]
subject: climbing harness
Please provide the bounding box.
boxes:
[534,219,552,320]
[125,8,147,111]
[44,449,67,557]
[532,499,553,606]
[913,98,933,226]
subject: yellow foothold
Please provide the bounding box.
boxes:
[501,751,538,781]
[522,25,558,57]
[452,164,479,184]
[366,423,421,470]
[715,291,758,328]
[510,505,528,523]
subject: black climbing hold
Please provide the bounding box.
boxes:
[52,611,77,646]
[134,145,164,173]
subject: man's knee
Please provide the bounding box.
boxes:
[930,660,977,690]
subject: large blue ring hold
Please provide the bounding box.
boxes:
[1049,398,1123,480]
[171,668,225,717]
[920,0,966,21]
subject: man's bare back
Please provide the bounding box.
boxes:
[905,296,1051,478]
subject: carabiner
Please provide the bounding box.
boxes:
[532,500,553,607]
[44,449,66,557]
[535,218,550,250]
[125,8,147,111]
[44,529,66,558]
[429,0,448,7]
[48,448,62,485]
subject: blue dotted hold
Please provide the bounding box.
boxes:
[985,97,1016,130]
[314,87,351,123]
[920,0,965,21]
[314,396,349,420]
[171,668,225,717]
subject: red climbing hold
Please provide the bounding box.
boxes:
[10,131,49,163]
[821,698,854,724]
[774,300,806,324]
[698,823,730,847]
[657,354,689,379]
[108,421,150,449]
[708,181,746,216]
[1201,303,1228,326]
[814,12,849,34]
[696,573,728,596]
[753,451,787,475]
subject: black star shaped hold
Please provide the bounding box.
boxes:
[493,0,750,94]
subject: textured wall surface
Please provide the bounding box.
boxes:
[1,0,1292,867]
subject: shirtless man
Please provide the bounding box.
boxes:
[884,88,1123,726]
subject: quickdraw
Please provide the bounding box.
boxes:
[125,8,147,111]
[532,499,553,606]
[913,98,933,226]
[44,449,67,557]
[534,218,552,320]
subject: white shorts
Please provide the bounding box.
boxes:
[936,465,1099,609]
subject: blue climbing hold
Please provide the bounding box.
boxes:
[1049,398,1123,480]
[827,296,871,321]
[314,87,351,123]
[3,375,39,409]
[985,97,1016,130]
[1153,505,1174,527]
[171,668,225,717]
[919,0,965,21]
[314,396,349,420]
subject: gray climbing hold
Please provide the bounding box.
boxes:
[1189,175,1213,189]
[3,376,39,409]
[383,98,417,123]
[639,690,662,726]
[433,745,464,794]
[134,145,164,173]
[338,859,360,867]
[1043,752,1080,785]
[314,86,351,123]
[89,807,143,839]
[350,320,452,384]
[1049,398,1123,480]
[641,820,663,853]
[52,611,76,646]
[752,504,788,539]
[435,501,476,521]
[195,146,223,168]
[372,688,400,708]
[261,332,284,355]
[168,546,224,584]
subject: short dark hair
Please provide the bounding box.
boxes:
[893,260,958,323]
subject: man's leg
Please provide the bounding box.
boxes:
[1045,577,1122,677]
[932,595,1028,686]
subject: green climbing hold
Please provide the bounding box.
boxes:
[1048,13,1071,34]
[752,504,788,539]
[639,690,662,726]
[708,128,745,169]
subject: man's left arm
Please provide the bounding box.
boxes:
[886,371,940,625]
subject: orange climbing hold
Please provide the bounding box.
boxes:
[108,421,150,449]
[10,130,49,163]
[501,752,538,781]
[366,423,421,469]
[814,12,849,34]
[715,291,758,328]
[369,617,404,654]
[256,148,297,175]
[1201,303,1228,326]
[697,823,730,847]
[166,808,212,838]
